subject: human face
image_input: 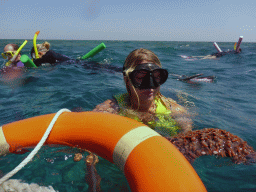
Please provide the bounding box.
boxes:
[1,51,15,60]
[38,51,46,58]
[125,61,167,103]
[3,45,15,60]
[128,63,168,89]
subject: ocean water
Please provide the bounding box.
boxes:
[0,39,256,192]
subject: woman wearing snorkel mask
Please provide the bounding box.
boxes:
[31,41,70,67]
[93,48,192,136]
[92,49,256,166]
[2,44,24,67]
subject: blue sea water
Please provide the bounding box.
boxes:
[0,39,256,192]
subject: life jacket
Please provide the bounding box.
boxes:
[113,93,180,136]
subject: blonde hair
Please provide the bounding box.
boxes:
[123,48,161,74]
[123,48,170,111]
[37,41,50,53]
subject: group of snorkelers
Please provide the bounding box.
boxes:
[1,31,107,69]
[2,37,243,86]
[1,41,70,68]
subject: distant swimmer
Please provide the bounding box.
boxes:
[1,42,27,67]
[211,48,242,57]
[181,36,243,60]
[183,47,242,60]
[172,73,215,83]
[31,41,71,67]
[210,36,243,58]
[1,42,28,81]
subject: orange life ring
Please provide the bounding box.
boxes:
[0,111,206,192]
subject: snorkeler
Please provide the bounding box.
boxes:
[172,73,215,83]
[210,36,243,58]
[210,48,242,58]
[182,36,243,60]
[2,43,26,67]
[93,48,256,165]
[93,48,193,135]
[184,47,242,60]
[31,41,71,67]
[186,75,215,83]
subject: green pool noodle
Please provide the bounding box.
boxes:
[20,55,37,68]
[81,43,106,60]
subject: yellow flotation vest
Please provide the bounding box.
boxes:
[113,93,180,136]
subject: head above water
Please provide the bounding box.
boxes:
[4,44,19,52]
[123,48,168,90]
[123,48,162,73]
[31,41,50,59]
[122,48,170,111]
[2,44,20,61]
[126,63,169,89]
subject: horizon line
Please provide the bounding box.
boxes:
[0,38,253,43]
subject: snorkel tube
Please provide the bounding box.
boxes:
[81,42,106,60]
[234,43,237,51]
[33,31,40,59]
[5,40,28,66]
[235,36,243,52]
[213,42,222,53]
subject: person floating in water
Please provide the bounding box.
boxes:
[210,47,242,58]
[94,48,194,136]
[172,73,215,83]
[93,48,256,165]
[183,47,242,60]
[181,36,243,60]
[2,44,25,67]
[31,41,71,67]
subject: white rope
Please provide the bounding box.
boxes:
[0,108,71,185]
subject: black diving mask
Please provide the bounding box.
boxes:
[123,63,168,89]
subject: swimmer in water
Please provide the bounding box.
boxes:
[1,44,24,67]
[185,48,242,60]
[31,41,71,66]
[210,48,242,58]
[93,48,256,165]
[93,48,193,136]
[172,73,215,83]
[182,39,242,60]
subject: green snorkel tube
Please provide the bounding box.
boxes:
[80,42,106,60]
[5,40,28,66]
[20,31,39,68]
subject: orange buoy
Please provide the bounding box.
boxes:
[0,111,206,191]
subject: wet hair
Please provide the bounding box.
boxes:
[4,44,19,52]
[10,44,19,51]
[4,44,21,56]
[123,48,161,76]
[30,41,50,58]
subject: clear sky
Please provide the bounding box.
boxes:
[0,0,255,42]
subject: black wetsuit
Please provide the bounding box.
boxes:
[33,50,71,66]
[211,50,238,58]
